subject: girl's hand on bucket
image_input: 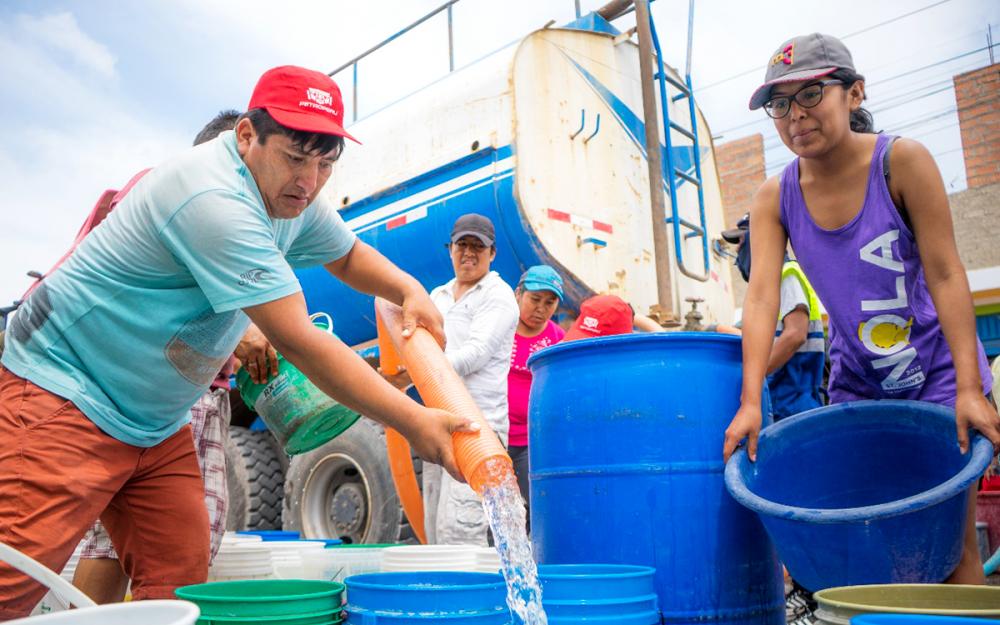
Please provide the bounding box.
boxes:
[955,391,1000,454]
[406,407,480,482]
[723,404,762,463]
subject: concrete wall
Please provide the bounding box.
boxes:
[955,63,999,189]
[949,181,1000,272]
[715,133,766,308]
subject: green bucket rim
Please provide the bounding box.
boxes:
[196,607,343,624]
[815,584,1000,616]
[177,579,345,603]
[177,579,345,618]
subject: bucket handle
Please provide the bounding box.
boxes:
[0,542,97,608]
[309,312,335,335]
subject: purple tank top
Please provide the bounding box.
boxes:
[779,133,992,406]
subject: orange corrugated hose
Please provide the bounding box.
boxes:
[376,311,427,544]
[375,298,513,496]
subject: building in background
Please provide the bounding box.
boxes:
[952,63,1000,357]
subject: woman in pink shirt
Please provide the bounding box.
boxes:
[508,265,566,527]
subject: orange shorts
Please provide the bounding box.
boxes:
[0,369,209,618]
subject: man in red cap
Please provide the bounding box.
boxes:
[564,294,635,341]
[0,66,473,616]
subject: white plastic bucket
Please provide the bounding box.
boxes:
[207,540,274,582]
[474,547,501,574]
[8,600,199,625]
[302,546,386,582]
[265,540,326,579]
[381,545,479,572]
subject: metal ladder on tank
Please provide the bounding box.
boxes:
[646,2,710,282]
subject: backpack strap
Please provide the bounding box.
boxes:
[882,136,912,231]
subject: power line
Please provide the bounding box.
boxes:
[931,146,965,158]
[870,84,954,114]
[902,121,959,141]
[695,0,956,93]
[870,76,955,106]
[838,0,954,40]
[866,44,995,87]
[859,23,991,79]
[714,44,992,138]
[869,57,986,98]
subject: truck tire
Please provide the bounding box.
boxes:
[225,426,285,530]
[282,417,422,544]
[224,431,250,531]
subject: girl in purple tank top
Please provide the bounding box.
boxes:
[722,33,999,585]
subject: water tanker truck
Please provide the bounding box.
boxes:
[221,4,741,544]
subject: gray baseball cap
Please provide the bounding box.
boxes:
[450,213,495,246]
[749,33,855,110]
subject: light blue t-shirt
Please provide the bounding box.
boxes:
[2,131,356,446]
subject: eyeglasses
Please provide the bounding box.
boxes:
[763,80,842,119]
[448,240,489,253]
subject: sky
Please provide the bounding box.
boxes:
[0,0,997,307]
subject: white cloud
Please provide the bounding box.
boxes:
[0,10,186,306]
[16,12,117,79]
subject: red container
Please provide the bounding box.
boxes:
[976,491,1000,555]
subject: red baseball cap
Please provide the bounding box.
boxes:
[247,65,360,144]
[564,294,634,341]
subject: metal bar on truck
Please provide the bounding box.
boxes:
[634,0,676,323]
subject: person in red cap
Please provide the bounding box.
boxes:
[0,66,474,616]
[564,294,635,341]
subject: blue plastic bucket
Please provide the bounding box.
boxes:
[344,571,509,624]
[531,564,658,625]
[852,616,1000,625]
[237,530,302,541]
[527,333,784,625]
[725,400,994,591]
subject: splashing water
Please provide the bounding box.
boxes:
[479,457,548,625]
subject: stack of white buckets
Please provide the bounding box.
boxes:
[206,533,273,582]
[34,535,504,613]
[381,545,500,574]
[212,535,500,580]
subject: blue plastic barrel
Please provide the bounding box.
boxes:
[533,564,658,625]
[725,400,993,592]
[527,333,784,625]
[344,571,509,624]
[853,616,1000,625]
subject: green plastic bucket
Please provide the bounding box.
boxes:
[175,579,345,619]
[814,584,1000,625]
[236,313,361,455]
[197,610,342,625]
